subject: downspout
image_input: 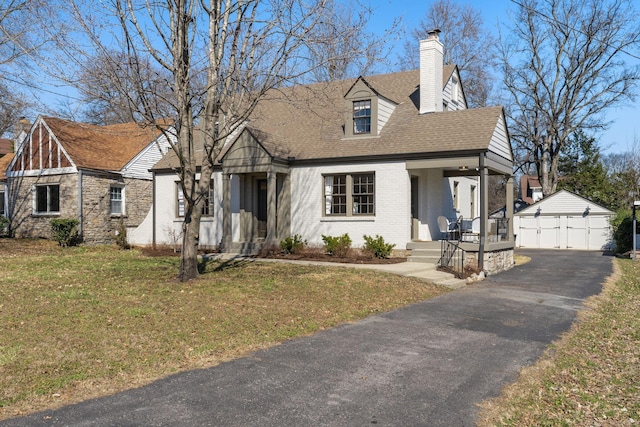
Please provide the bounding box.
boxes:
[78,169,84,238]
[152,171,156,248]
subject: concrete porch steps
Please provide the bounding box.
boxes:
[406,241,443,264]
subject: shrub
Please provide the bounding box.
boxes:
[114,218,130,249]
[612,209,633,254]
[0,216,9,235]
[321,233,352,258]
[362,234,395,259]
[280,234,306,254]
[50,218,79,247]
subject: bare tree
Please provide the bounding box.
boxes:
[305,0,398,82]
[401,0,496,107]
[76,51,176,125]
[0,0,49,135]
[501,0,640,197]
[64,0,360,281]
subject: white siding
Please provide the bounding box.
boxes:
[442,70,466,111]
[151,171,223,247]
[291,161,411,247]
[488,114,512,161]
[517,190,613,216]
[377,96,396,134]
[122,132,174,180]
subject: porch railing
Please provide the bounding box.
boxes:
[438,239,465,279]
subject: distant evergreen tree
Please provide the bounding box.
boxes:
[557,131,614,209]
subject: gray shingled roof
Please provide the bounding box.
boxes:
[153,66,504,169]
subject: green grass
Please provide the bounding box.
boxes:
[0,239,448,419]
[478,258,640,426]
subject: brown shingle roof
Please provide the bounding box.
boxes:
[154,67,503,169]
[0,153,14,180]
[43,117,162,171]
[243,68,501,161]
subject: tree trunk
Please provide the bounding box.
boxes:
[540,135,553,197]
[178,212,200,281]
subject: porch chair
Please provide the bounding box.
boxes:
[463,217,481,242]
[437,216,458,240]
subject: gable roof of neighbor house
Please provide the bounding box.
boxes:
[153,66,508,170]
[520,175,542,204]
[36,117,164,172]
[0,152,14,180]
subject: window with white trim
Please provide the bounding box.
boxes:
[177,180,214,217]
[353,100,371,134]
[110,186,124,215]
[0,189,5,217]
[35,184,60,214]
[324,173,375,216]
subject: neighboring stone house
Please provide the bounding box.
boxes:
[145,31,517,272]
[2,116,172,243]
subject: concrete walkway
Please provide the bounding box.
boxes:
[1,250,613,427]
[235,255,468,289]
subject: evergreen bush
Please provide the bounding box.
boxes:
[50,218,80,247]
[362,234,395,259]
[321,233,351,257]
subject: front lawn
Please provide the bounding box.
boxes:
[0,239,448,420]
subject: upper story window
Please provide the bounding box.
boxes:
[35,184,60,214]
[451,77,459,104]
[353,100,371,134]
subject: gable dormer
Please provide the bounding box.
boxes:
[343,77,396,139]
[442,66,467,111]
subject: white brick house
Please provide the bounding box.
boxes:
[146,31,515,270]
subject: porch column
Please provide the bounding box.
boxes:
[506,175,514,242]
[266,170,277,242]
[222,172,232,247]
[479,154,489,270]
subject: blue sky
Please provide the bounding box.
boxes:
[365,0,640,154]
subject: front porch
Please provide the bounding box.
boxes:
[407,151,516,274]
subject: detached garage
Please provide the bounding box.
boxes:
[514,190,614,250]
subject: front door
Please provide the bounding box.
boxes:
[411,177,419,240]
[257,179,268,239]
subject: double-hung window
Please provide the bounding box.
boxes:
[353,100,371,134]
[177,180,214,217]
[110,186,124,215]
[35,184,60,214]
[324,173,375,216]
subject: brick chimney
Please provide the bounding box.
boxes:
[419,29,443,114]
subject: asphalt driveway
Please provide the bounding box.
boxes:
[1,250,613,426]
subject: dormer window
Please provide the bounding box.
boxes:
[353,100,371,134]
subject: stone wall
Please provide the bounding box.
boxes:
[9,174,78,239]
[8,172,152,244]
[465,248,514,275]
[81,174,152,244]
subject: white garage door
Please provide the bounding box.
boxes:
[518,215,611,250]
[518,216,560,248]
